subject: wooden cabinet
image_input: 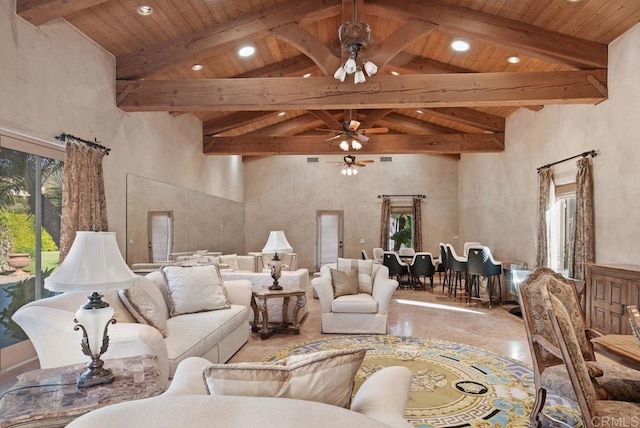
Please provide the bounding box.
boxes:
[586,264,640,334]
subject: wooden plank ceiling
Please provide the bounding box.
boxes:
[16,0,640,158]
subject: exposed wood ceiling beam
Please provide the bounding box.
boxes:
[203,112,275,136]
[369,20,438,70]
[116,70,608,111]
[17,0,109,26]
[236,55,317,78]
[115,0,340,79]
[203,133,505,155]
[367,0,607,69]
[244,113,329,136]
[270,24,340,76]
[379,113,460,134]
[425,108,505,133]
[309,111,343,130]
[388,52,472,74]
[359,109,393,129]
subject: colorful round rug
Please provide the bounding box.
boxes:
[265,335,581,427]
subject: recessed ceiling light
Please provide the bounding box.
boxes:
[191,64,203,71]
[566,0,582,2]
[507,56,521,64]
[278,111,286,117]
[451,39,470,52]
[416,110,424,114]
[238,46,255,57]
[390,71,400,76]
[137,5,153,15]
[302,73,312,78]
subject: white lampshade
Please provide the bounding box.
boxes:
[262,230,293,254]
[344,58,357,74]
[45,231,138,292]
[354,69,366,84]
[363,60,378,76]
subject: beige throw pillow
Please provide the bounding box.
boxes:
[202,348,367,408]
[337,258,374,294]
[330,268,360,297]
[118,276,169,337]
[161,265,230,316]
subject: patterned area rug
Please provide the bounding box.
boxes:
[265,335,582,427]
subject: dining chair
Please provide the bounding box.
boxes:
[398,248,415,257]
[436,243,448,292]
[463,241,481,257]
[519,268,640,409]
[383,252,410,287]
[542,285,640,428]
[445,244,467,299]
[372,248,384,264]
[466,245,502,308]
[361,249,370,260]
[409,252,436,289]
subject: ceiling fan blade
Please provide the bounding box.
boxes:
[359,159,375,163]
[354,133,370,143]
[316,128,341,133]
[325,134,344,141]
[360,127,388,134]
[347,120,361,131]
[355,162,368,167]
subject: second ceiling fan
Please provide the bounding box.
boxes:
[320,120,388,151]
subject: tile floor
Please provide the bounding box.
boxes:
[0,278,531,396]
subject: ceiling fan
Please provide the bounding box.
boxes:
[332,154,375,176]
[318,120,388,151]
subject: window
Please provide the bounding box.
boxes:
[548,182,576,276]
[0,140,63,356]
[388,211,413,251]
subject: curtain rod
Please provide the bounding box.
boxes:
[537,150,597,172]
[55,133,111,155]
[377,194,425,198]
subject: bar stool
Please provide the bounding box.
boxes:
[466,245,503,308]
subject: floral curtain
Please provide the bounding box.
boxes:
[59,142,108,261]
[413,197,423,252]
[570,157,594,280]
[536,167,553,268]
[379,197,391,250]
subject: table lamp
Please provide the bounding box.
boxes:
[262,230,293,290]
[45,231,138,388]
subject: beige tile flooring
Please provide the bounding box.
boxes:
[229,280,532,365]
[0,279,531,396]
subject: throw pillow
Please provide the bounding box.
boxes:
[337,258,374,294]
[330,268,360,297]
[219,254,240,271]
[161,265,230,316]
[202,348,367,408]
[118,276,169,337]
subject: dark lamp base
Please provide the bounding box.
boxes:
[77,360,115,388]
[268,284,283,291]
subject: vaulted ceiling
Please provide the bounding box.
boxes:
[16,0,640,159]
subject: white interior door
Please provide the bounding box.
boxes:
[148,211,173,262]
[316,210,343,271]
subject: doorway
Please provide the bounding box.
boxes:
[316,210,343,271]
[148,211,173,262]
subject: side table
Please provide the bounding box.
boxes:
[251,288,306,339]
[0,355,163,428]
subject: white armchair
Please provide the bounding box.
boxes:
[312,263,398,334]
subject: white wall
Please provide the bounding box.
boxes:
[458,23,640,266]
[244,154,458,271]
[0,5,243,253]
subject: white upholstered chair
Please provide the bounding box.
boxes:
[312,262,399,334]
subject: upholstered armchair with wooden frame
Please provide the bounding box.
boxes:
[519,268,640,407]
[542,285,640,428]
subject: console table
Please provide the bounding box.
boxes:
[0,355,162,428]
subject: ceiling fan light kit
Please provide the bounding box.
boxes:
[334,20,378,84]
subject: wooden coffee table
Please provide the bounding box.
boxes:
[251,288,306,339]
[0,355,163,428]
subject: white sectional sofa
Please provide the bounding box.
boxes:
[12,272,252,389]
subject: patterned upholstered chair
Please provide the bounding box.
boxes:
[435,243,448,292]
[542,285,640,428]
[519,268,640,406]
[445,244,467,299]
[466,246,502,308]
[409,252,436,289]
